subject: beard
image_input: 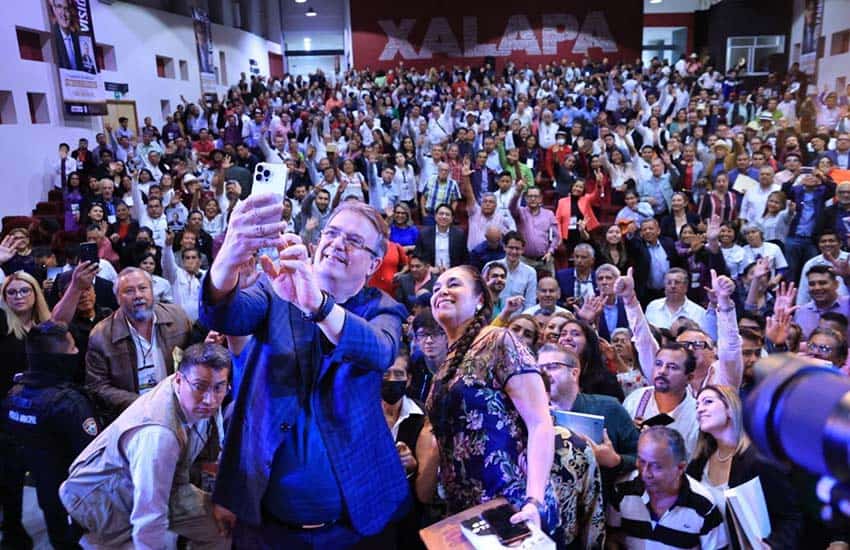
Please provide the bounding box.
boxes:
[127,302,154,322]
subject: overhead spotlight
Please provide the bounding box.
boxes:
[295,0,307,3]
[649,0,663,3]
[306,7,317,16]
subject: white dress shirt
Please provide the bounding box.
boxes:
[644,298,707,330]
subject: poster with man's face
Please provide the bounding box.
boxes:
[47,0,106,114]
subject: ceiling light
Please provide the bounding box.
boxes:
[306,7,317,16]
[295,0,306,3]
[650,0,663,3]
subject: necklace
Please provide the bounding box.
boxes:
[715,448,735,462]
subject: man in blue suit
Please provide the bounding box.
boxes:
[555,243,598,308]
[585,264,630,341]
[200,196,410,547]
[49,0,84,71]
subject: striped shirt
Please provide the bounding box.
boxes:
[422,176,460,216]
[608,475,728,549]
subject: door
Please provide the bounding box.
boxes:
[102,100,139,136]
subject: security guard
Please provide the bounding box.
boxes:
[2,321,99,549]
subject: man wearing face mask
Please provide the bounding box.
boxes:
[381,352,439,549]
[2,321,100,549]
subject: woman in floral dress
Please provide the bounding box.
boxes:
[428,265,604,548]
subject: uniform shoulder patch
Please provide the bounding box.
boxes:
[82,417,98,436]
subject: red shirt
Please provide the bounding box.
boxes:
[368,241,407,296]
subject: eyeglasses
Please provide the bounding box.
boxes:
[415,330,445,341]
[539,362,578,371]
[5,287,32,298]
[187,380,230,398]
[680,340,712,350]
[808,343,834,354]
[320,227,379,257]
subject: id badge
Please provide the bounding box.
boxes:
[200,461,218,493]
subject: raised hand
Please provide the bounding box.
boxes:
[706,215,721,242]
[824,249,850,280]
[773,281,797,316]
[710,269,735,303]
[259,235,323,315]
[221,154,234,171]
[765,305,796,346]
[503,295,525,315]
[0,234,21,265]
[577,294,606,323]
[461,156,473,177]
[751,256,771,282]
[613,266,636,302]
[70,260,100,292]
[209,194,290,295]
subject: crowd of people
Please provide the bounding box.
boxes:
[0,51,849,549]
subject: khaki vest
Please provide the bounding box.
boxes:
[59,374,203,535]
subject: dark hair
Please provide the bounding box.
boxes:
[562,318,610,394]
[178,342,232,374]
[25,321,72,356]
[503,230,525,246]
[429,266,493,437]
[435,203,454,216]
[657,342,697,374]
[408,251,430,265]
[32,246,54,260]
[739,328,764,346]
[740,311,766,332]
[412,310,441,333]
[821,311,849,333]
[818,229,841,243]
[806,264,837,280]
[640,425,688,463]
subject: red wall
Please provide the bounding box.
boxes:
[350,0,643,70]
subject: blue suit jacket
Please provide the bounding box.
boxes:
[555,267,598,306]
[199,275,410,534]
[596,297,629,341]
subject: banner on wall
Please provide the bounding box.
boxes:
[192,8,217,94]
[47,0,106,115]
[349,0,642,70]
[799,0,823,77]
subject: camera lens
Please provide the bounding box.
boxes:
[255,174,262,181]
[745,354,850,481]
[264,170,270,178]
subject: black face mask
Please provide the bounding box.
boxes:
[381,380,406,405]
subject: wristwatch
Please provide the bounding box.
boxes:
[302,291,336,323]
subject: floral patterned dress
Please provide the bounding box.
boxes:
[427,327,606,548]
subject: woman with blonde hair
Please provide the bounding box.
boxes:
[0,270,52,547]
[686,385,802,549]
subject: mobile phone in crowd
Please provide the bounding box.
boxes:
[80,242,99,265]
[252,163,289,270]
[481,504,532,546]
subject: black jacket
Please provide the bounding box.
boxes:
[625,235,681,300]
[686,445,802,550]
[413,226,468,269]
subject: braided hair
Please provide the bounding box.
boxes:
[429,266,493,436]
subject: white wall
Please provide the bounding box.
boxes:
[0,0,281,220]
[789,0,850,93]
